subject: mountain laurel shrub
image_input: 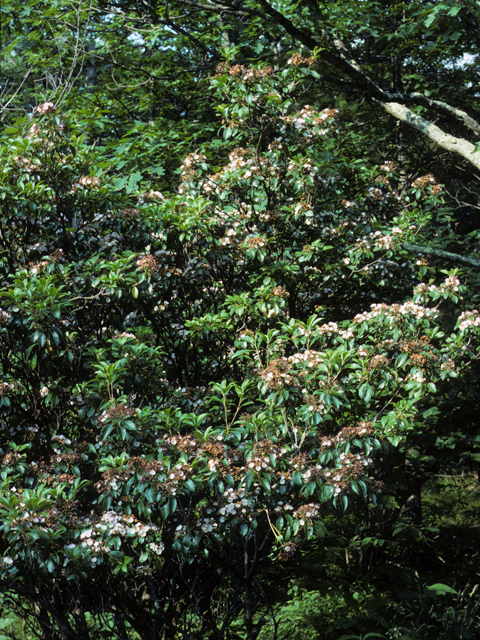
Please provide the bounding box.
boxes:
[0,61,477,639]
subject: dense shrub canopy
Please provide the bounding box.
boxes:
[0,55,478,639]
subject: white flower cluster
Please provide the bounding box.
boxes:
[52,434,72,446]
[292,504,320,526]
[248,455,274,472]
[281,106,338,137]
[76,176,101,189]
[352,229,401,253]
[415,275,460,297]
[375,235,395,250]
[198,518,217,533]
[116,332,136,340]
[274,501,295,512]
[138,190,165,204]
[0,310,12,323]
[148,541,165,555]
[77,511,162,560]
[0,382,15,395]
[411,371,425,383]
[182,153,206,170]
[319,321,338,334]
[395,301,438,318]
[288,350,324,366]
[36,102,56,114]
[458,310,480,331]
[171,322,189,338]
[443,275,460,289]
[196,487,256,532]
[380,162,395,172]
[366,186,399,203]
[315,323,354,340]
[0,556,14,568]
[354,301,439,324]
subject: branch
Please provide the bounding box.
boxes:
[401,243,480,268]
[165,19,217,57]
[379,101,480,171]
[254,0,319,49]
[174,0,269,18]
[408,93,480,136]
[0,65,35,118]
[250,0,480,171]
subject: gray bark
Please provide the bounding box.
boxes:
[380,102,480,172]
[402,242,480,268]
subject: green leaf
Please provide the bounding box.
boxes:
[359,383,372,403]
[427,583,458,595]
[184,479,196,492]
[126,171,143,194]
[259,475,271,492]
[395,352,408,368]
[112,176,128,191]
[46,558,56,573]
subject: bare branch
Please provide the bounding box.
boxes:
[0,65,35,118]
